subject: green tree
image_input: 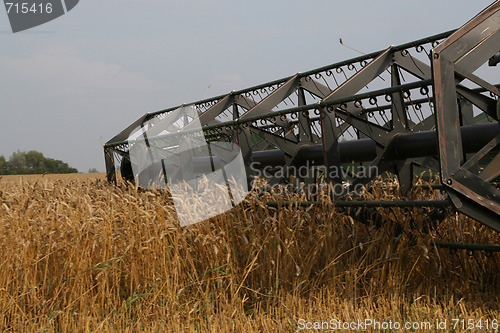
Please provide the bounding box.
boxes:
[25,150,46,173]
[0,155,6,174]
[8,150,28,174]
[0,150,78,175]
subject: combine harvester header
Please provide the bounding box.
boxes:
[104,2,500,235]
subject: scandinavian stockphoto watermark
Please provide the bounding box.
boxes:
[3,0,79,33]
[126,105,248,227]
[296,318,499,331]
[249,161,378,197]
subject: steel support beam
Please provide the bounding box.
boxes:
[195,123,500,171]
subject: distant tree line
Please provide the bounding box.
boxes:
[0,150,78,175]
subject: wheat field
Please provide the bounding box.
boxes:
[0,173,498,332]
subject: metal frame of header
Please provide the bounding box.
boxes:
[105,1,500,232]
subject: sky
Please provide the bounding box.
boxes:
[0,0,496,172]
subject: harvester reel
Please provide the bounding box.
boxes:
[104,1,500,233]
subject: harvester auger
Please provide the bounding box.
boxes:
[104,2,500,240]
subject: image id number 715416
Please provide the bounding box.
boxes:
[5,2,53,14]
[451,318,498,330]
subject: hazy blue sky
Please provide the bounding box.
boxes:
[0,0,495,172]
